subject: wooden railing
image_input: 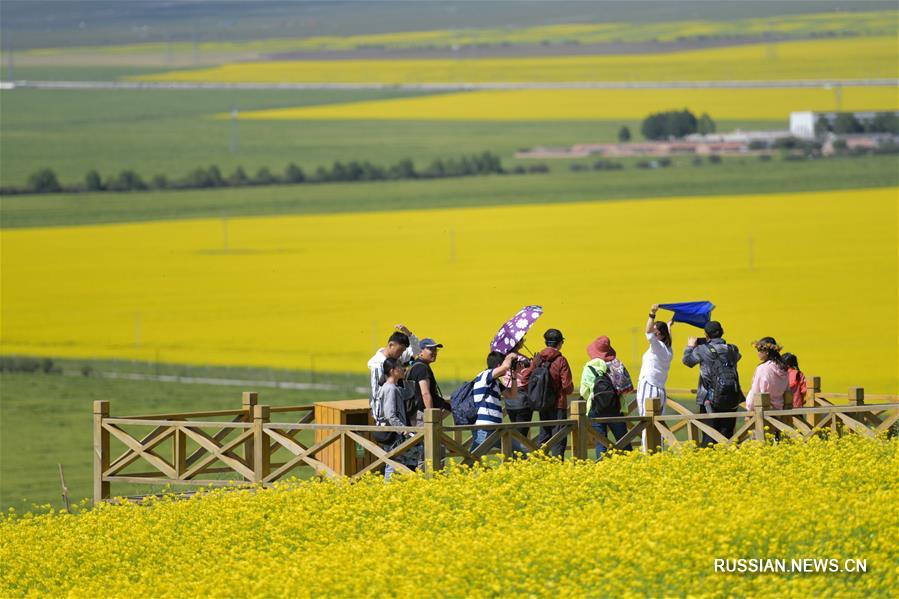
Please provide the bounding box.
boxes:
[93,380,898,504]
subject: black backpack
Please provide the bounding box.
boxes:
[706,344,744,411]
[587,365,619,417]
[450,379,477,425]
[404,360,447,413]
[526,355,559,412]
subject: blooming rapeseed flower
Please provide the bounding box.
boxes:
[1,436,896,597]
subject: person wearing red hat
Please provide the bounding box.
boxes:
[587,336,635,396]
[582,335,634,456]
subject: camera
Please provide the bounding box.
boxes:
[511,356,531,369]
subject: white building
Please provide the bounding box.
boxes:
[790,110,897,139]
[789,112,818,139]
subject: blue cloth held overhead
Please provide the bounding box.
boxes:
[658,301,715,329]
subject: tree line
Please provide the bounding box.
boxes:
[619,110,897,142]
[637,110,717,141]
[815,112,899,136]
[5,152,551,195]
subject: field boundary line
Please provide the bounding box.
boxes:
[3,79,898,91]
[66,370,367,393]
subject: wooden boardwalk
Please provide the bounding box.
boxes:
[93,378,898,503]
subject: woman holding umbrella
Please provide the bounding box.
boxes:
[502,339,533,440]
[491,306,542,440]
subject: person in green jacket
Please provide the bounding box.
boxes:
[580,342,628,458]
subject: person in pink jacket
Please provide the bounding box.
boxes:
[783,353,808,408]
[746,336,790,410]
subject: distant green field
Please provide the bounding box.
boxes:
[4,1,890,50]
[6,65,176,81]
[0,367,356,512]
[0,88,788,189]
[0,88,458,187]
[2,155,896,229]
[15,10,897,62]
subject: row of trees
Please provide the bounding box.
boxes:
[10,152,550,195]
[815,112,899,136]
[639,109,716,141]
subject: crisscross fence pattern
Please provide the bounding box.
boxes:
[93,379,898,503]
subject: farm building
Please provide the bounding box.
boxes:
[790,110,899,138]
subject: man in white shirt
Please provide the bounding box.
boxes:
[366,324,420,418]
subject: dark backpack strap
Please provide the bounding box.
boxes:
[727,344,744,392]
[701,345,718,391]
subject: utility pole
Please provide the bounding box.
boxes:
[630,326,638,367]
[748,235,755,272]
[165,34,173,64]
[5,43,13,80]
[135,311,142,347]
[230,107,239,154]
[448,229,456,264]
[222,216,229,252]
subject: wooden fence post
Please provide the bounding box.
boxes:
[93,400,110,504]
[847,387,866,428]
[252,405,270,484]
[644,397,662,453]
[174,424,187,478]
[570,400,588,460]
[754,393,770,442]
[501,429,513,459]
[808,376,821,427]
[423,408,442,477]
[242,391,258,466]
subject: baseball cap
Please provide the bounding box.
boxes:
[419,337,444,349]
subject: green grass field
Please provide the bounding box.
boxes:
[2,155,896,229]
[6,65,178,81]
[0,88,789,188]
[1,360,716,512]
[0,366,358,512]
[5,1,889,51]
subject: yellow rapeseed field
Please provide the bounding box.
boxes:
[1,436,897,597]
[0,188,896,393]
[232,86,899,121]
[136,36,899,83]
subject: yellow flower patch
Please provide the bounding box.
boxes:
[1,436,896,597]
[230,86,899,121]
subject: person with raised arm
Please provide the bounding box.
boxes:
[636,305,674,451]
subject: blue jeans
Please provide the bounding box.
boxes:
[470,427,527,455]
[594,421,628,458]
[384,440,396,481]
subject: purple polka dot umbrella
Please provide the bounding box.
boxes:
[489,305,543,354]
